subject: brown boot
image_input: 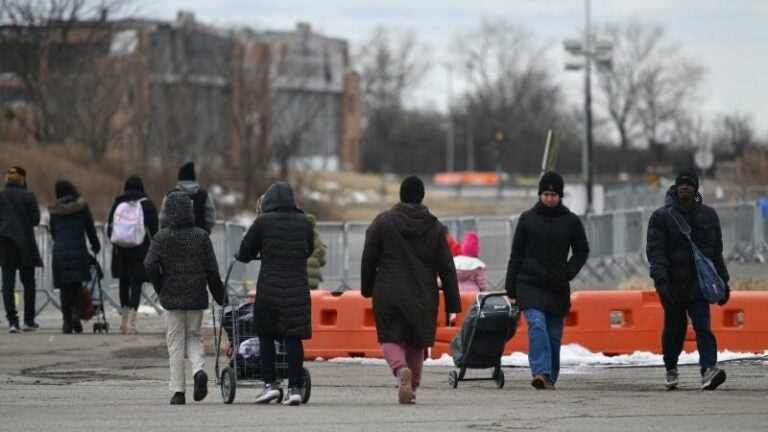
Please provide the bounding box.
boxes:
[531,374,555,390]
[398,367,414,404]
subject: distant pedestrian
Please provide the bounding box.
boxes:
[144,191,225,405]
[48,180,101,334]
[0,166,43,333]
[158,162,216,233]
[235,182,314,406]
[361,175,461,404]
[504,171,589,390]
[107,175,159,334]
[454,231,487,293]
[646,168,730,391]
[306,213,326,290]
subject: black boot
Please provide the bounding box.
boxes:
[170,392,185,405]
[60,287,73,334]
[72,305,83,334]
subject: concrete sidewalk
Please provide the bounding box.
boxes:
[1,313,767,432]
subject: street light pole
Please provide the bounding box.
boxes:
[584,0,594,214]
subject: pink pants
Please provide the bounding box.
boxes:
[381,342,425,389]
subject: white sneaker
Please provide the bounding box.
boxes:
[255,383,281,404]
[8,325,20,334]
[282,387,302,406]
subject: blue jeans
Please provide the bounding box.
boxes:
[524,308,564,384]
[660,295,717,375]
[259,337,304,388]
[2,266,36,327]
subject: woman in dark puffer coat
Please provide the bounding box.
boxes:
[48,180,100,334]
[144,191,225,405]
[235,182,314,406]
[107,175,159,334]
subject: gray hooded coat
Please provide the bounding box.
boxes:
[236,182,314,340]
[144,191,225,310]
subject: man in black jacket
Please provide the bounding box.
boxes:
[158,162,216,234]
[646,168,730,391]
[504,171,589,390]
[0,166,43,333]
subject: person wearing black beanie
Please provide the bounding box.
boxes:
[505,170,589,390]
[399,175,425,204]
[646,167,730,391]
[361,174,461,404]
[159,161,216,234]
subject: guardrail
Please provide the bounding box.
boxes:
[11,201,768,317]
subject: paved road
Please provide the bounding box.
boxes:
[1,313,767,432]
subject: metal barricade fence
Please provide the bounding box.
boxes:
[12,202,768,318]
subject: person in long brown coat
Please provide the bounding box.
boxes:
[361,175,461,404]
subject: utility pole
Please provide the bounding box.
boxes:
[495,129,504,199]
[445,65,455,172]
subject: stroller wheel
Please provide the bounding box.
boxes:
[300,367,312,404]
[494,369,505,389]
[220,367,236,404]
[448,370,458,389]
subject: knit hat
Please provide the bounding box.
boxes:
[461,231,480,257]
[399,175,425,204]
[675,168,699,190]
[538,171,564,197]
[178,161,196,181]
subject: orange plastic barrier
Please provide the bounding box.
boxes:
[431,291,768,359]
[304,290,381,359]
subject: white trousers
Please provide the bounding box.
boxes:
[165,309,205,393]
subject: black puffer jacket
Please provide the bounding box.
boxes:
[236,182,314,340]
[48,196,100,287]
[107,186,159,280]
[646,187,729,301]
[361,203,461,347]
[143,192,225,310]
[0,183,42,268]
[505,201,589,316]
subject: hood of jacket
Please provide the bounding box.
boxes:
[454,255,485,272]
[262,182,302,213]
[165,191,194,228]
[174,180,200,196]
[48,196,86,215]
[115,190,146,204]
[390,202,437,239]
[664,185,702,214]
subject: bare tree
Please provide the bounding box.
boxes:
[356,27,431,172]
[0,0,134,156]
[595,19,705,152]
[453,19,571,175]
[711,112,757,159]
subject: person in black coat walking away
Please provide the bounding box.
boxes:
[646,168,730,391]
[48,180,100,334]
[361,175,462,404]
[144,191,225,405]
[158,162,216,233]
[107,175,159,334]
[0,166,43,333]
[504,171,589,390]
[235,182,314,406]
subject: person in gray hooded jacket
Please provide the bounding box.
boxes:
[158,162,216,233]
[144,191,225,405]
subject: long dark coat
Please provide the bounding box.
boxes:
[646,187,730,301]
[360,203,461,347]
[107,190,158,281]
[143,192,225,310]
[504,201,589,316]
[236,182,314,340]
[0,183,42,268]
[48,197,100,287]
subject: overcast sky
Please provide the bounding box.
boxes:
[143,0,768,136]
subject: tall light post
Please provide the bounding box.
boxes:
[564,0,612,214]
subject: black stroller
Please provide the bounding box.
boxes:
[84,255,109,333]
[448,292,520,389]
[212,261,311,404]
